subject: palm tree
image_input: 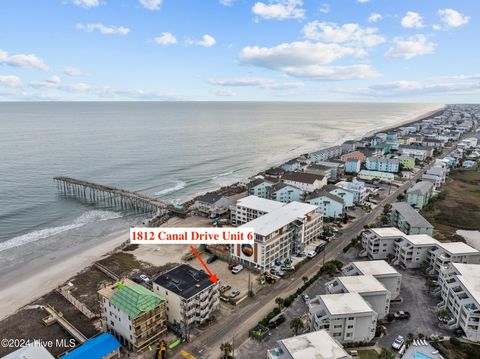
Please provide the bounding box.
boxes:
[290,317,304,336]
[220,342,233,359]
[275,297,284,310]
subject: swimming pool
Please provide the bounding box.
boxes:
[414,352,433,359]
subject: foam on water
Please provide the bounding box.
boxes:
[0,210,121,252]
[155,181,186,196]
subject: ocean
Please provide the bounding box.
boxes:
[0,101,442,277]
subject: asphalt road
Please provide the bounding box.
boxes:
[175,139,466,359]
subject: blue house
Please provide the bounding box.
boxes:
[282,159,301,172]
[326,185,355,208]
[345,159,361,174]
[306,191,344,219]
[248,178,274,198]
[60,333,121,359]
[268,183,305,203]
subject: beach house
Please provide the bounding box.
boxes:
[195,192,231,216]
[98,279,167,351]
[268,183,305,203]
[306,191,344,219]
[336,179,367,205]
[358,170,394,183]
[247,178,274,198]
[344,159,361,174]
[153,264,220,339]
[399,146,433,161]
[314,161,343,180]
[325,185,355,208]
[304,164,332,180]
[389,202,434,235]
[340,151,366,163]
[365,157,399,173]
[281,172,327,192]
[422,167,447,188]
[405,181,433,209]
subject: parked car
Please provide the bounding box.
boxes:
[228,262,237,270]
[220,284,231,293]
[229,290,240,299]
[307,250,317,258]
[207,255,218,264]
[274,259,282,266]
[393,311,411,320]
[301,294,310,303]
[231,264,244,274]
[139,274,150,283]
[392,335,404,350]
[315,243,326,253]
[267,313,285,329]
[280,265,295,272]
[295,251,306,257]
[270,269,285,277]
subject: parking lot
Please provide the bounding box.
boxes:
[189,251,261,301]
[378,268,450,348]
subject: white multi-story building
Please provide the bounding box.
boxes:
[342,260,402,299]
[231,202,322,270]
[281,172,327,192]
[153,264,219,339]
[98,279,167,351]
[230,195,284,225]
[325,275,391,319]
[267,330,351,359]
[362,228,480,273]
[437,263,480,341]
[336,179,367,205]
[308,293,377,343]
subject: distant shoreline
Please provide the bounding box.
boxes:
[0,104,445,320]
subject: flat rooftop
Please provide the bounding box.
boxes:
[240,201,318,236]
[338,275,387,294]
[319,292,374,315]
[154,264,214,299]
[452,263,480,279]
[235,195,285,213]
[370,227,406,238]
[437,241,479,255]
[404,234,439,246]
[352,260,399,276]
[272,330,350,359]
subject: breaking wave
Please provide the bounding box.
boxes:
[155,181,186,196]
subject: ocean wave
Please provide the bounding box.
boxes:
[212,170,234,179]
[0,210,121,252]
[155,181,186,196]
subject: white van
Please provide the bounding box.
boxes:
[307,250,317,258]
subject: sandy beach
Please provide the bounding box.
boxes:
[0,229,129,320]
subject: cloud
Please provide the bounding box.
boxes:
[438,8,470,28]
[239,41,378,80]
[208,77,304,89]
[252,0,305,20]
[219,0,234,6]
[98,86,181,100]
[187,34,216,47]
[30,76,91,92]
[0,75,22,87]
[76,23,130,35]
[154,32,177,46]
[63,66,83,76]
[357,0,369,3]
[385,35,435,60]
[302,22,385,48]
[401,11,425,29]
[0,49,49,71]
[213,89,236,97]
[139,0,162,11]
[319,3,330,14]
[368,13,382,23]
[344,78,480,97]
[73,0,100,8]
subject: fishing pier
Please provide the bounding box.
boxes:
[53,176,174,215]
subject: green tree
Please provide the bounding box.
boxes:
[290,317,304,336]
[302,276,309,284]
[275,297,284,310]
[438,309,450,321]
[379,348,395,359]
[425,279,435,294]
[220,342,233,359]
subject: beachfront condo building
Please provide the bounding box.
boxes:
[422,167,447,188]
[281,172,327,192]
[342,260,402,299]
[306,191,345,219]
[399,146,433,161]
[405,181,434,209]
[365,157,400,173]
[437,263,480,341]
[389,202,433,235]
[308,146,343,162]
[362,228,480,273]
[268,183,305,204]
[247,178,274,198]
[335,179,366,205]
[153,264,220,340]
[231,202,322,270]
[230,195,284,225]
[325,275,391,319]
[98,279,167,352]
[358,170,394,183]
[344,159,361,174]
[308,293,377,344]
[267,329,351,359]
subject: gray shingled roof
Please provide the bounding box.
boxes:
[407,181,433,195]
[391,202,433,228]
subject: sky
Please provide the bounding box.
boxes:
[0,0,479,102]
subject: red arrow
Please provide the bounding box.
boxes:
[190,245,219,284]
